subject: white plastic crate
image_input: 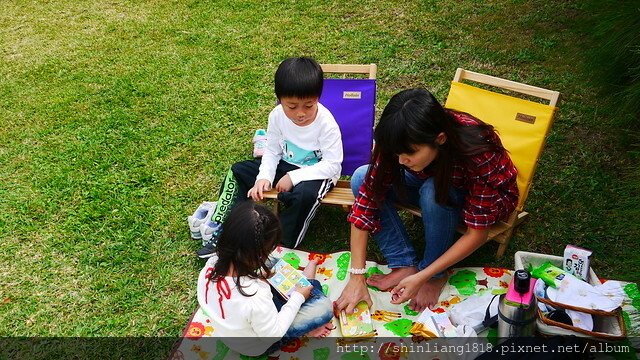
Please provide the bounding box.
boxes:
[514,251,599,285]
[514,251,625,340]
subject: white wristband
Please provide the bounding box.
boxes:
[348,267,367,275]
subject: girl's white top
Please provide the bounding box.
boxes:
[197,256,305,356]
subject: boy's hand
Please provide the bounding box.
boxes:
[248,179,272,200]
[294,284,313,300]
[275,174,293,192]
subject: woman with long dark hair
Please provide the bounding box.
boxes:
[334,88,518,313]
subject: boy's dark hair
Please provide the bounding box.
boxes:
[209,201,281,297]
[274,57,323,99]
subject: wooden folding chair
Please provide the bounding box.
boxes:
[397,68,560,257]
[262,64,377,210]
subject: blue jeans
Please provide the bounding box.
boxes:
[265,278,332,355]
[351,165,466,278]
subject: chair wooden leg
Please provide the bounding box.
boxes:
[496,241,509,258]
[493,211,520,258]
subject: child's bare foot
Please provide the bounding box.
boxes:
[305,322,335,338]
[366,267,418,291]
[408,276,448,312]
[302,260,318,279]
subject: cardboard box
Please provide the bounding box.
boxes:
[563,244,592,282]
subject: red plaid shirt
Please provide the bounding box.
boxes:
[347,111,518,233]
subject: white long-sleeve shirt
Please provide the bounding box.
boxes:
[197,257,304,356]
[256,103,343,186]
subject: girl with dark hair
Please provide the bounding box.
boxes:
[335,88,518,313]
[197,201,334,356]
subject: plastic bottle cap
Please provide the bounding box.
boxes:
[514,270,531,294]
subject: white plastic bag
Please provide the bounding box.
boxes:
[449,291,500,333]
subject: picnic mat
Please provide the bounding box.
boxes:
[169,248,640,360]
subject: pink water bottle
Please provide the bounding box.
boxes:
[498,270,538,337]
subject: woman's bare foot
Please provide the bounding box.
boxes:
[408,276,448,312]
[305,321,336,338]
[366,267,418,291]
[302,260,318,279]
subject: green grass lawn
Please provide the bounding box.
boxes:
[1,0,638,337]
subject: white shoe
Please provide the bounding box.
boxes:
[187,201,216,239]
[200,219,223,243]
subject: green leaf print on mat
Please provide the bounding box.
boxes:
[341,352,371,360]
[403,304,419,316]
[211,340,230,360]
[314,347,330,360]
[383,318,413,337]
[322,284,329,297]
[240,354,267,360]
[336,253,351,281]
[449,269,478,296]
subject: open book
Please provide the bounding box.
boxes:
[339,301,375,337]
[415,309,457,337]
[267,258,312,299]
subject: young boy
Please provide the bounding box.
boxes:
[197,57,343,258]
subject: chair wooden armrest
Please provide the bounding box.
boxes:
[263,179,355,213]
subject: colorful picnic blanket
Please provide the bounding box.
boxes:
[169,248,640,360]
